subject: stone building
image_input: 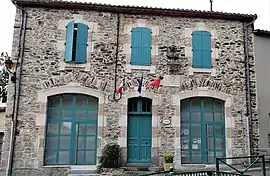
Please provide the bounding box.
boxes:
[254,30,270,153]
[2,0,259,175]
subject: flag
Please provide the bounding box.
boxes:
[116,78,125,95]
[147,76,164,88]
[137,75,143,94]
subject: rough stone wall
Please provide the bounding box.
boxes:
[1,6,259,175]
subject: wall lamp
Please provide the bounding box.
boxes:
[3,56,16,83]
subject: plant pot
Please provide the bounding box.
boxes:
[163,163,173,171]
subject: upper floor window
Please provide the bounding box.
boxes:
[192,31,212,69]
[65,21,88,63]
[131,27,151,66]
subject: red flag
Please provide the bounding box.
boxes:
[147,76,164,88]
[116,79,125,95]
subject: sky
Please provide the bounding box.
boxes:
[1,0,269,55]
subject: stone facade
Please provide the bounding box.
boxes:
[1,2,259,175]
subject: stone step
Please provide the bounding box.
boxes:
[69,170,98,174]
[123,171,152,176]
[68,174,100,176]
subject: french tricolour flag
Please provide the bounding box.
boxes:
[116,78,125,95]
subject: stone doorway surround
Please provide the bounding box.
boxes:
[172,87,236,169]
[118,90,161,166]
[36,83,106,167]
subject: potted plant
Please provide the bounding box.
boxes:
[163,153,174,171]
[99,143,120,168]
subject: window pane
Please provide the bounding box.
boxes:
[76,95,87,108]
[142,99,151,112]
[191,151,201,163]
[76,110,86,120]
[86,124,96,135]
[47,123,59,134]
[45,150,57,165]
[128,99,137,112]
[78,136,85,149]
[181,137,189,150]
[48,109,61,120]
[49,96,60,108]
[207,125,214,137]
[214,100,223,110]
[215,138,225,149]
[62,110,73,120]
[78,124,86,135]
[181,124,189,136]
[86,136,96,149]
[87,111,98,120]
[204,98,213,110]
[59,136,71,150]
[207,138,214,150]
[215,126,225,137]
[190,112,201,121]
[204,112,213,121]
[191,138,201,150]
[88,97,98,109]
[181,112,189,121]
[181,100,189,111]
[191,124,201,136]
[77,151,85,164]
[216,151,225,158]
[214,113,224,122]
[181,151,190,164]
[62,95,73,108]
[46,136,58,149]
[86,150,96,164]
[208,151,215,163]
[58,151,70,164]
[60,122,72,134]
[190,98,201,110]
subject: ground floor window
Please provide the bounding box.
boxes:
[181,97,226,164]
[45,94,98,165]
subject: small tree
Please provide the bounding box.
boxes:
[0,52,10,103]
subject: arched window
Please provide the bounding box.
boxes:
[180,97,225,164]
[131,27,152,66]
[45,94,98,165]
[192,30,212,68]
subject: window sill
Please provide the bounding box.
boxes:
[188,67,216,76]
[126,64,156,73]
[59,61,90,71]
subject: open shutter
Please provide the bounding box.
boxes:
[192,31,202,68]
[65,21,74,62]
[201,31,212,68]
[131,27,151,66]
[75,23,88,63]
[141,28,151,66]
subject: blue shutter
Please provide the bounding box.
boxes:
[131,27,151,66]
[75,23,88,63]
[201,31,212,68]
[192,31,212,68]
[192,31,202,68]
[65,21,74,62]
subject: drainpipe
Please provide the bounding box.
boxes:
[6,3,27,176]
[113,13,120,100]
[243,18,256,158]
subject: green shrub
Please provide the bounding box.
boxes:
[99,143,120,168]
[164,153,174,163]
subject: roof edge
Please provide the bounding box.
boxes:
[12,0,257,22]
[254,29,270,37]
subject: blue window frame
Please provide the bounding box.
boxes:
[44,94,98,165]
[192,31,212,68]
[131,27,152,66]
[65,21,88,63]
[180,97,225,164]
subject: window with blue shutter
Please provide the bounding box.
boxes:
[192,31,212,68]
[64,21,88,63]
[131,27,151,66]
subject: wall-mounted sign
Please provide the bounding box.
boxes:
[162,119,171,125]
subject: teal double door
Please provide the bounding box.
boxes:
[45,94,98,165]
[127,98,152,163]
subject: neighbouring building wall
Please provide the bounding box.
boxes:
[1,6,259,175]
[254,34,270,150]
